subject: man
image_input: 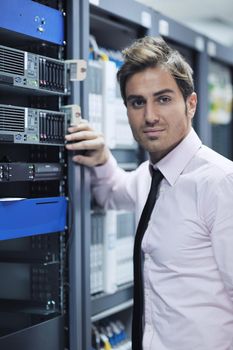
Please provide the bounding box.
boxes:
[65,37,233,350]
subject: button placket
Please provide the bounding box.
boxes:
[144,254,152,327]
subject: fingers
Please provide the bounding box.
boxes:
[65,119,102,146]
[65,135,104,151]
[65,118,104,151]
[65,118,109,166]
[65,130,99,143]
[67,118,91,134]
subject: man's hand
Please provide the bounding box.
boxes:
[65,119,110,167]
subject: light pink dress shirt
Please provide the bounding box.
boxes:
[91,128,233,350]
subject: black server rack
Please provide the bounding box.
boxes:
[0,1,69,349]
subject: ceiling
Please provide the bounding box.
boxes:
[136,0,233,47]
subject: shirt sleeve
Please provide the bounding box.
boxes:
[209,173,233,303]
[90,153,137,211]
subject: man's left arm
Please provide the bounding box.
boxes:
[210,173,233,303]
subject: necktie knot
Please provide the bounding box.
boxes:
[151,168,164,191]
[140,168,164,231]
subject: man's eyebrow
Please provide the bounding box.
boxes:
[153,88,174,96]
[126,89,175,102]
[126,95,144,102]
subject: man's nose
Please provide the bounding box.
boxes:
[144,102,160,124]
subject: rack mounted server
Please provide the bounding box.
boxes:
[0,45,68,95]
[0,104,66,145]
[0,162,62,182]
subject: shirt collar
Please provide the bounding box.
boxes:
[150,128,202,186]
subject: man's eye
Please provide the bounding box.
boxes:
[158,96,171,104]
[131,99,145,108]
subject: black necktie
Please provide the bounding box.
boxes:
[132,168,164,350]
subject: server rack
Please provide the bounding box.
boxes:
[0,1,69,349]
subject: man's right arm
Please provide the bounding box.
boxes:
[65,119,136,210]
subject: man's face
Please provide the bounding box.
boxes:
[125,66,197,163]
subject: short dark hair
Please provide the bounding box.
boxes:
[117,36,194,105]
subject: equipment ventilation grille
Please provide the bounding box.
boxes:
[0,106,25,132]
[0,46,24,75]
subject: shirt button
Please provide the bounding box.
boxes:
[144,253,150,261]
[146,324,152,332]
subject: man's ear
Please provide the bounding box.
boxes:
[187,92,197,120]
